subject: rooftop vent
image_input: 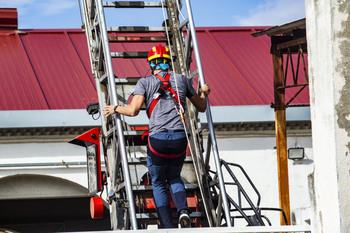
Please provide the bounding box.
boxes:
[0,8,18,30]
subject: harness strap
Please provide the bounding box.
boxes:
[147,73,184,118]
[141,129,149,141]
[148,136,186,158]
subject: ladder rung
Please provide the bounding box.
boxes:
[107,26,165,33]
[103,1,165,8]
[136,212,205,220]
[124,130,148,146]
[128,156,193,164]
[99,73,108,83]
[128,157,148,164]
[133,185,153,191]
[136,213,157,220]
[189,69,199,80]
[185,183,199,190]
[117,183,199,192]
[109,36,167,43]
[132,184,199,191]
[106,128,146,140]
[110,183,198,193]
[106,126,117,138]
[100,75,141,84]
[115,77,142,84]
[111,52,149,59]
[136,213,156,219]
[106,128,144,138]
[179,18,189,30]
[124,130,146,136]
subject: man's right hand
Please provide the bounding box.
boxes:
[200,84,211,97]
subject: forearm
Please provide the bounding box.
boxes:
[197,92,208,112]
[103,95,144,117]
[189,84,210,112]
[114,104,140,117]
[189,91,208,113]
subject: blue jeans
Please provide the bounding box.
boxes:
[147,130,189,228]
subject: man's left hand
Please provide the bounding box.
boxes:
[103,105,117,117]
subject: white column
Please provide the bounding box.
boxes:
[305,0,350,232]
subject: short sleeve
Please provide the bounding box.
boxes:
[184,75,196,98]
[133,78,146,96]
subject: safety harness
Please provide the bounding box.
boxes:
[147,73,184,118]
[142,73,187,158]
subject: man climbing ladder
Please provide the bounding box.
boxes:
[103,44,211,228]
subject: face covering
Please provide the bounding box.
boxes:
[149,62,170,70]
[156,63,170,70]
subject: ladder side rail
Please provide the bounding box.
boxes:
[81,0,127,225]
[81,0,121,226]
[165,0,186,75]
[184,0,232,227]
[94,0,138,229]
[165,0,216,226]
[80,0,101,98]
[184,70,217,226]
[80,0,111,174]
[185,101,216,227]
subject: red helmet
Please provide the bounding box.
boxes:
[147,44,171,62]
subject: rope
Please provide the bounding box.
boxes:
[160,0,194,159]
[161,0,184,112]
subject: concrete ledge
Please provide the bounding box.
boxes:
[0,106,310,129]
[199,105,310,124]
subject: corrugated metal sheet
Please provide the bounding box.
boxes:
[0,33,49,110]
[195,27,274,105]
[0,26,309,111]
[19,31,97,109]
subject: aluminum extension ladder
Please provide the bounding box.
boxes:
[78,0,231,230]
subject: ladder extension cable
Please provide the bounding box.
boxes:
[161,0,195,158]
[176,0,187,21]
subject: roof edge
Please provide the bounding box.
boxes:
[251,18,306,37]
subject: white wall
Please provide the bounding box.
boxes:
[0,135,313,227]
[208,136,313,226]
[0,142,89,190]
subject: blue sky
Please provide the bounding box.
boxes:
[0,0,305,29]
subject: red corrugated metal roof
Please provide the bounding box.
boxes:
[0,26,309,111]
[0,29,97,110]
[194,28,273,105]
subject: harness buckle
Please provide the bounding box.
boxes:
[153,92,161,99]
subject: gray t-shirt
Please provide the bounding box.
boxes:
[133,71,196,136]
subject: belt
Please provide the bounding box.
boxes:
[160,129,185,133]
